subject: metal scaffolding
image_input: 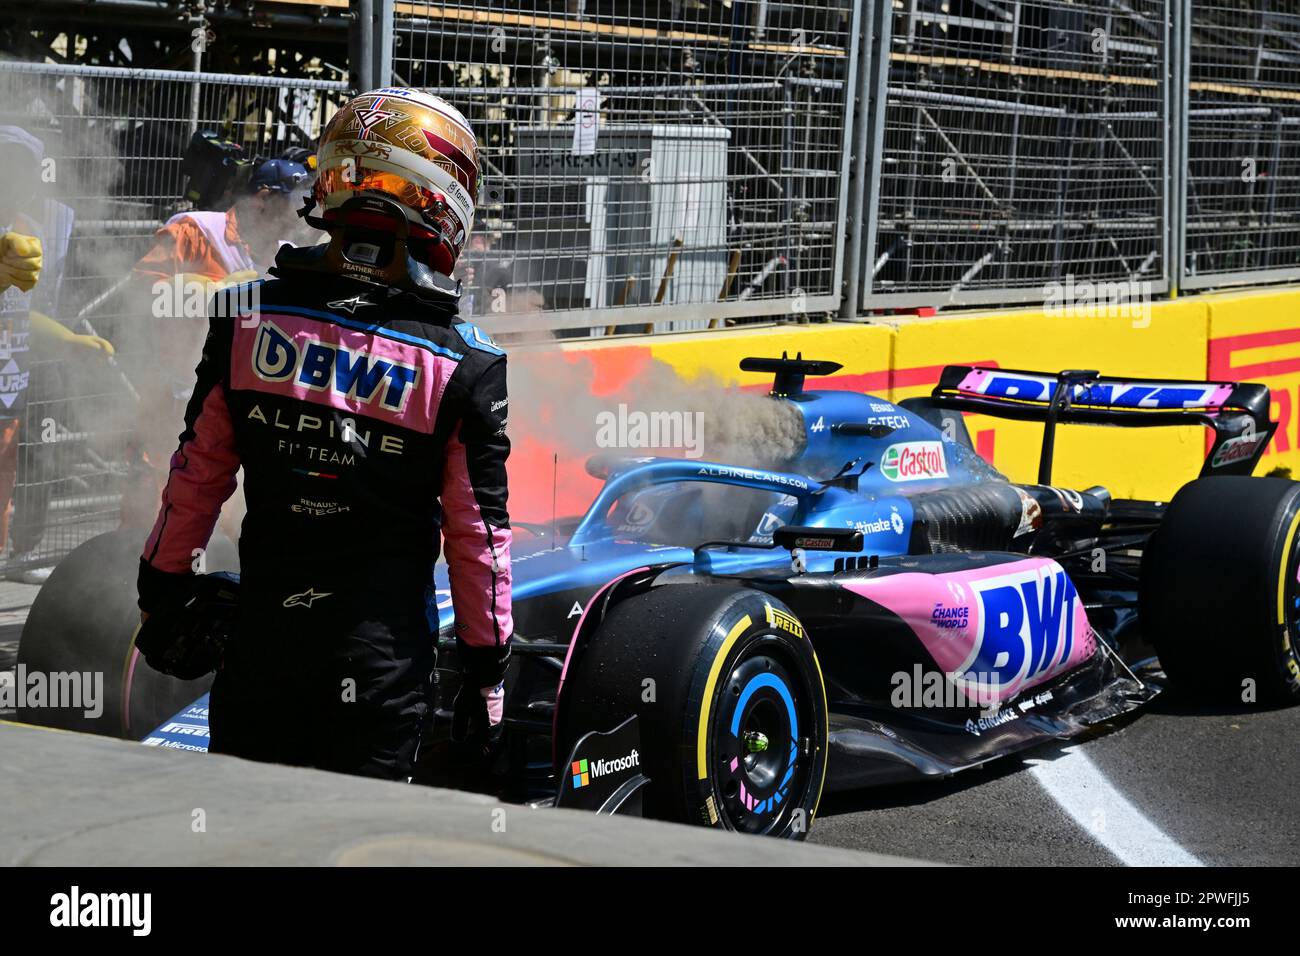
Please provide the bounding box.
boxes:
[855,0,1169,310]
[390,1,862,334]
[1181,1,1300,289]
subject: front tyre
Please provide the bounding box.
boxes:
[558,585,828,838]
[1141,476,1300,704]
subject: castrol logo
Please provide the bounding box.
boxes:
[880,441,948,482]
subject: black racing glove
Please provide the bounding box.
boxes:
[450,680,505,756]
[134,569,241,680]
[450,639,511,760]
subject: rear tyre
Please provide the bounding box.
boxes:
[15,529,237,736]
[1141,476,1300,704]
[558,584,828,838]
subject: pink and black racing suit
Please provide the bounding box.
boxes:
[136,257,511,780]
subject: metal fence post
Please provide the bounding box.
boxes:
[352,0,392,91]
[373,0,394,90]
[858,0,893,312]
[839,0,874,320]
[1170,0,1190,296]
[188,0,206,136]
[353,0,372,92]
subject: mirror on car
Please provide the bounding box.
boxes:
[773,526,864,553]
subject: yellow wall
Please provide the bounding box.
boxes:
[541,285,1300,501]
[1205,286,1300,482]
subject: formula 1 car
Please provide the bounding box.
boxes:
[17,356,1300,840]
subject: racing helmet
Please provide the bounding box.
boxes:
[312,87,480,276]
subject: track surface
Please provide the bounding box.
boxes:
[809,688,1300,865]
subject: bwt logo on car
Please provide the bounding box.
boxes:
[571,749,641,789]
[968,373,1225,411]
[880,441,948,482]
[961,564,1081,694]
[253,320,420,413]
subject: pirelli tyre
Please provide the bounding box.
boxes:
[1141,476,1300,705]
[14,529,238,736]
[559,584,828,838]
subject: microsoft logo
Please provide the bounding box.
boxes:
[571,758,590,789]
[569,750,640,790]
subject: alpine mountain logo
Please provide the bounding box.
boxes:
[880,441,948,482]
[960,564,1081,695]
[252,320,420,414]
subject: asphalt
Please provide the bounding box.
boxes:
[809,689,1300,866]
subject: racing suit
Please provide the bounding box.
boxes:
[136,255,512,780]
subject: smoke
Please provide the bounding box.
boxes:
[506,349,805,524]
[0,68,248,559]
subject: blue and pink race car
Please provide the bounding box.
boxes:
[18,355,1300,839]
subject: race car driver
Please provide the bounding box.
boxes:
[135,88,512,781]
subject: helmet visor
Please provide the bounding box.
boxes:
[315,166,450,223]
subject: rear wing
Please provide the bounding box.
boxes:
[929,366,1274,484]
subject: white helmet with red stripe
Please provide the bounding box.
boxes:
[313,87,480,275]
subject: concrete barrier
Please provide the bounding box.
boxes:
[0,721,918,866]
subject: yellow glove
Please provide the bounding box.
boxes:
[0,232,43,293]
[29,311,116,358]
[72,333,116,357]
[214,268,261,290]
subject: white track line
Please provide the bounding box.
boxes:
[1025,745,1204,867]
